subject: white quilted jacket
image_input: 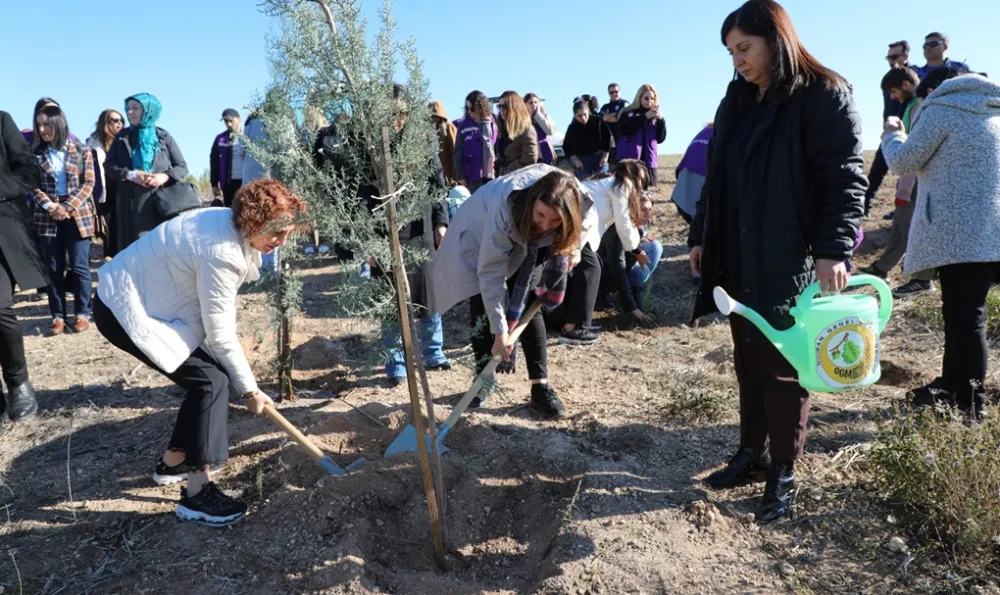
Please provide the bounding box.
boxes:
[97,208,262,394]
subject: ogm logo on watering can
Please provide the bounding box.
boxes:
[815,316,879,389]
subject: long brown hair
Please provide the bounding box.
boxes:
[93,109,123,152]
[722,0,845,98]
[509,171,583,256]
[499,91,531,138]
[587,159,650,226]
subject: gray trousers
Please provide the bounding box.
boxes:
[873,199,933,281]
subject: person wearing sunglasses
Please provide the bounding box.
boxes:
[864,40,913,217]
[87,110,124,258]
[916,32,969,79]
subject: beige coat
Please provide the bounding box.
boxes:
[430,164,595,334]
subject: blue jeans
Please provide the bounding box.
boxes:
[44,219,92,320]
[628,239,663,291]
[382,313,448,379]
[573,154,608,180]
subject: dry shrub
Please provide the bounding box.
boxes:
[654,368,736,423]
[869,407,1000,565]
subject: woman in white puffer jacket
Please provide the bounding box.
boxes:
[94,178,306,526]
[553,159,650,340]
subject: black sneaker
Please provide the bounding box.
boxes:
[426,361,452,371]
[530,384,568,419]
[176,482,247,526]
[883,211,894,221]
[559,328,599,346]
[153,459,226,486]
[892,279,934,298]
[582,323,602,332]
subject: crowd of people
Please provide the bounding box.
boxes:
[0,0,998,528]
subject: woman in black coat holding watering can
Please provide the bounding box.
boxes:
[687,0,866,523]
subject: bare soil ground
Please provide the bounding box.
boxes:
[2,154,998,595]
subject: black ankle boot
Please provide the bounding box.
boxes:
[0,394,7,438]
[705,447,771,490]
[6,382,38,421]
[757,461,797,524]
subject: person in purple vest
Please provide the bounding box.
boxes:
[615,84,667,185]
[453,90,498,193]
[671,123,714,224]
[210,109,245,207]
[524,93,556,165]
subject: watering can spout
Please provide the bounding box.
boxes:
[713,287,808,375]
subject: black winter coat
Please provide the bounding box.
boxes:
[0,111,48,291]
[688,78,867,328]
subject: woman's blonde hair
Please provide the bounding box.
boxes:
[499,91,532,139]
[620,84,659,117]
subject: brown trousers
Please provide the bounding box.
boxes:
[730,316,810,462]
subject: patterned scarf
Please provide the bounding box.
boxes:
[126,93,162,173]
[499,243,570,372]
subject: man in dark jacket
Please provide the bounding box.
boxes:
[210,109,245,207]
[598,83,628,163]
[0,110,48,433]
[865,40,912,216]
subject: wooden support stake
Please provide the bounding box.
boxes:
[276,249,295,402]
[379,126,447,570]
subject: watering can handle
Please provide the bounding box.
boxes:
[798,274,894,332]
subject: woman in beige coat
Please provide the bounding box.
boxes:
[494,91,539,176]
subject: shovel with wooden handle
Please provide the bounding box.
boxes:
[384,300,543,457]
[263,404,366,475]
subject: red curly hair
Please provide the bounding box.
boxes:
[231,179,308,237]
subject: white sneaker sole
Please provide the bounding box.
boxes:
[558,336,599,346]
[153,472,186,486]
[176,504,245,527]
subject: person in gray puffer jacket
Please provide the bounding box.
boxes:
[880,73,1000,420]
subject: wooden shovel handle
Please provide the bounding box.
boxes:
[442,300,544,429]
[263,404,325,462]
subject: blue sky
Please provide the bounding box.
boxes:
[3,0,996,175]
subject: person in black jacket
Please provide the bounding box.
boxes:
[688,0,866,523]
[562,99,614,180]
[864,40,913,216]
[0,110,48,433]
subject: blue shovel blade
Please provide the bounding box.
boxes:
[384,424,451,457]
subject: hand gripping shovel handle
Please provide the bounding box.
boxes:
[442,300,544,430]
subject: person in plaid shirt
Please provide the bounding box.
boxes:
[31,105,96,336]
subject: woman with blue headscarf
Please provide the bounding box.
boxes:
[105,93,188,249]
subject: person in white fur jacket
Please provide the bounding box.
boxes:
[881,72,1000,420]
[548,160,651,342]
[93,178,306,526]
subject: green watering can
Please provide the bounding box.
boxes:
[713,275,893,393]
